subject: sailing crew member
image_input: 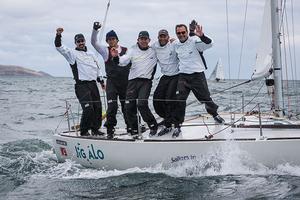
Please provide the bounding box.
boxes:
[110,31,158,138]
[172,24,225,137]
[91,22,130,139]
[54,27,105,136]
[152,29,179,136]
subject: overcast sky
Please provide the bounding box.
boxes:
[0,0,299,79]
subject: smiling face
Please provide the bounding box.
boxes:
[137,37,150,49]
[76,39,86,49]
[106,37,118,48]
[176,26,188,42]
[158,34,169,46]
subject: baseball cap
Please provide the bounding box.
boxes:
[158,29,169,36]
[106,30,119,41]
[74,34,85,43]
[138,31,150,39]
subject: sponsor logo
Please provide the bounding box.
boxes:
[56,139,67,146]
[171,155,196,163]
[60,147,68,156]
[75,143,104,161]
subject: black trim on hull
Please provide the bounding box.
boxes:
[234,124,300,129]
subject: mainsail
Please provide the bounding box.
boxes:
[252,0,273,80]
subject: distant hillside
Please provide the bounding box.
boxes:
[0,65,52,77]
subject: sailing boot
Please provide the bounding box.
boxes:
[107,128,115,139]
[157,126,172,136]
[131,129,139,140]
[92,129,105,136]
[140,124,147,133]
[80,131,89,136]
[149,123,158,137]
[172,127,181,138]
[149,128,157,137]
[213,115,225,124]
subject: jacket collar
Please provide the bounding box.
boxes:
[75,46,87,52]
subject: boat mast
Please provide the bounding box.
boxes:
[270,0,284,117]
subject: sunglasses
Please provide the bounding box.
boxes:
[176,31,186,35]
[76,39,85,43]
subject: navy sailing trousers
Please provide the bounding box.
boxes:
[153,74,178,127]
[174,72,218,127]
[105,78,129,129]
[125,78,157,133]
[75,81,102,133]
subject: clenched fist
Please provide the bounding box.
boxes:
[56,27,64,35]
[93,22,102,31]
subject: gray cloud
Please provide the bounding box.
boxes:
[0,0,299,79]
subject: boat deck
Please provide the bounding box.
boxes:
[60,113,300,141]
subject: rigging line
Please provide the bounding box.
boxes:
[225,0,233,115]
[283,1,296,114]
[281,17,291,114]
[290,0,299,114]
[237,0,248,79]
[54,105,71,134]
[205,81,265,139]
[279,0,287,31]
[225,0,231,80]
[284,2,298,114]
[186,79,251,107]
[284,5,295,82]
[99,0,111,41]
[290,0,297,81]
[212,79,251,95]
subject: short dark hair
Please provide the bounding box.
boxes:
[175,24,188,33]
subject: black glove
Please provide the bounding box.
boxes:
[97,77,104,85]
[189,20,197,32]
[93,22,102,31]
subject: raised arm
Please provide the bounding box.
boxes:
[91,22,109,61]
[55,28,76,65]
[194,25,213,51]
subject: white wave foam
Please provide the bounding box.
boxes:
[30,142,300,180]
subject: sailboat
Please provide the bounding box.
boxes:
[53,0,300,170]
[209,58,225,82]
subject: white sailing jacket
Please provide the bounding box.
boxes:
[118,44,157,80]
[174,36,213,74]
[152,41,179,76]
[56,45,102,81]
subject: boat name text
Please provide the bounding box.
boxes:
[75,143,104,160]
[171,155,196,163]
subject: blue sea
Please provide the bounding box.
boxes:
[1,76,300,200]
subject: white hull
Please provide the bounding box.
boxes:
[53,114,300,170]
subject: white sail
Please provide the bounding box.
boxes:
[252,0,273,80]
[209,58,225,81]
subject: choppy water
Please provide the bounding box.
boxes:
[1,76,300,200]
